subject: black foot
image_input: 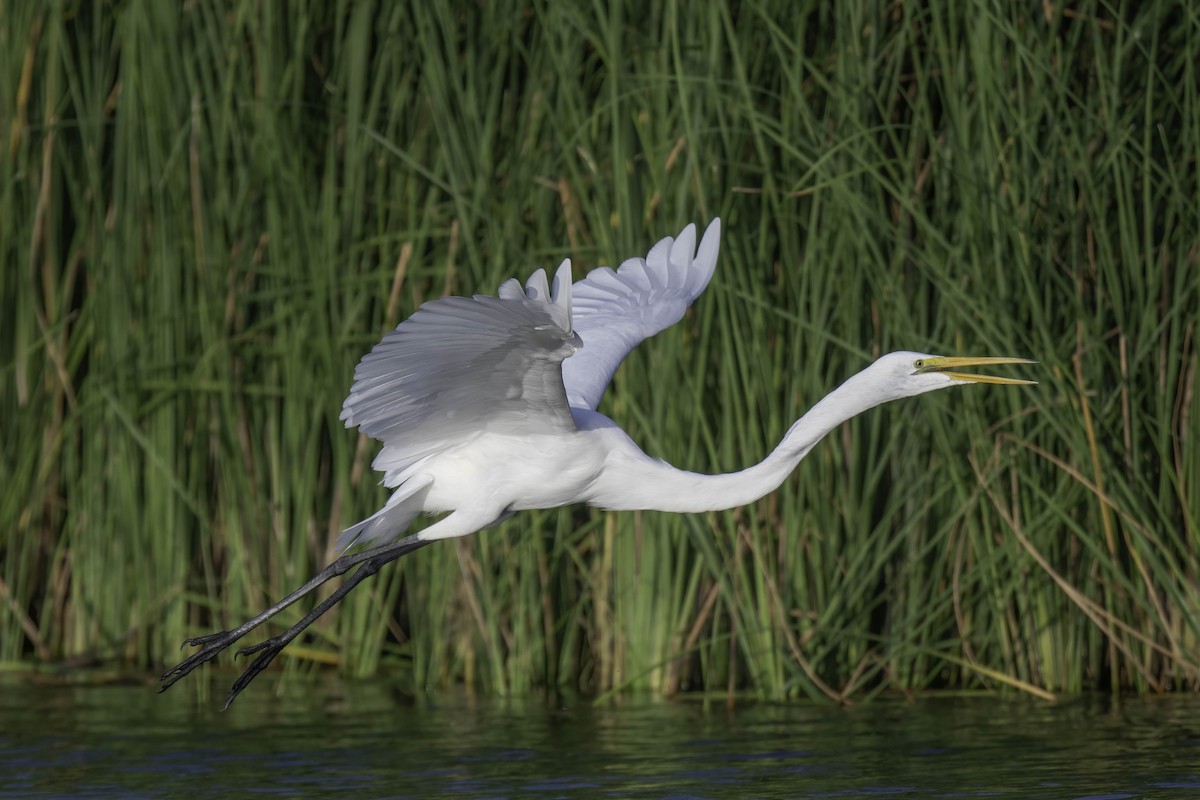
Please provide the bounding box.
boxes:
[221,634,293,710]
[160,629,244,693]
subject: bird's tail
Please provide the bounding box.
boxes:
[337,475,433,550]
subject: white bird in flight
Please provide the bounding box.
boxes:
[161,219,1034,707]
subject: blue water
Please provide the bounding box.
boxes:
[2,679,1199,799]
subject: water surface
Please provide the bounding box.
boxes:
[3,678,1198,799]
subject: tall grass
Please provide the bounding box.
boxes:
[2,0,1197,701]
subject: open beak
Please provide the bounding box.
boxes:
[915,356,1038,385]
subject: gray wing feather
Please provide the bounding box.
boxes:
[563,218,721,410]
[341,261,578,476]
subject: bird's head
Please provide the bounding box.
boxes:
[863,351,1037,402]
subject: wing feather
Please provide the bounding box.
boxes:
[341,261,578,477]
[563,218,721,410]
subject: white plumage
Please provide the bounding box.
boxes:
[335,217,1034,546]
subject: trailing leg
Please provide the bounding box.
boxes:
[159,532,429,697]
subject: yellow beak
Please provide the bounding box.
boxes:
[915,356,1038,385]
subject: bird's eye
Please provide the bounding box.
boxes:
[914,359,925,369]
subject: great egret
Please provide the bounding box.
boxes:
[161,219,1034,707]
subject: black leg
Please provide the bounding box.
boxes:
[160,532,430,706]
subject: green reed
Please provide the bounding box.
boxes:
[2,0,1197,701]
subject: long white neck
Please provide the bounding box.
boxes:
[589,367,906,513]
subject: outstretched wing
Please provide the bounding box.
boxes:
[340,262,579,477]
[563,218,721,410]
